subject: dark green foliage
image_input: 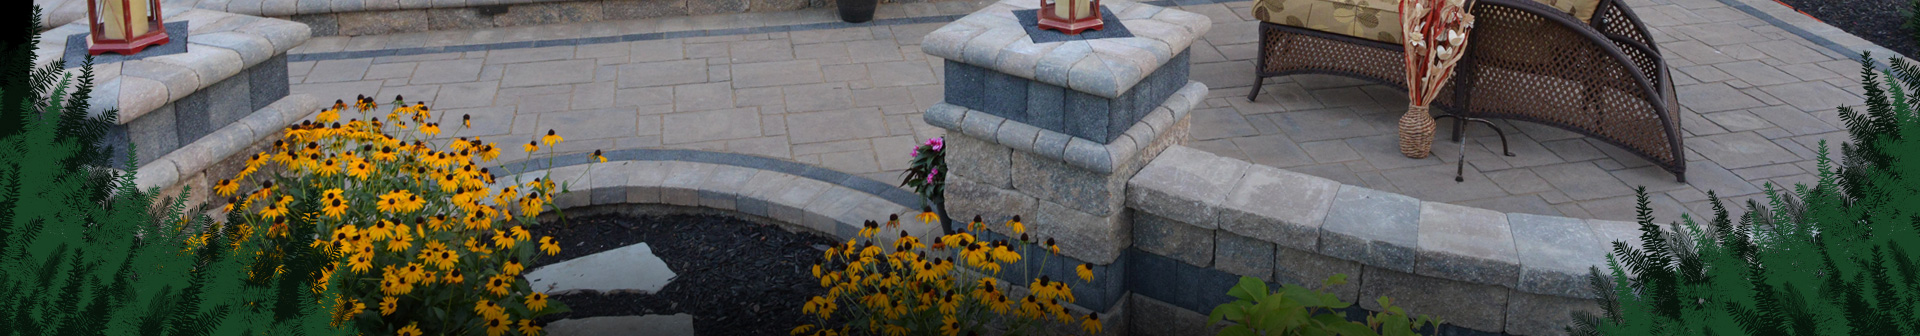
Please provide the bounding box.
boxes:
[1569,53,1920,336]
[898,137,946,209]
[0,7,345,336]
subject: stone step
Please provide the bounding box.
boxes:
[526,242,677,295]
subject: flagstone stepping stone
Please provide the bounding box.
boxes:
[545,314,696,336]
[525,242,676,295]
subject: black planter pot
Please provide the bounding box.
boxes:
[838,0,878,23]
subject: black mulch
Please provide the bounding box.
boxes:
[1774,0,1920,60]
[526,213,840,336]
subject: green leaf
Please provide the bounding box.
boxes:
[1227,276,1269,302]
[1220,325,1259,336]
[1323,273,1349,287]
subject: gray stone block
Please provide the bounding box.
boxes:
[1128,294,1218,336]
[767,179,833,228]
[958,111,1006,145]
[1032,130,1071,160]
[1011,147,1123,217]
[1026,82,1066,132]
[1065,91,1110,142]
[659,162,714,207]
[1511,213,1610,298]
[697,165,759,211]
[1359,266,1510,333]
[1274,246,1362,303]
[1031,198,1128,264]
[1213,231,1275,280]
[946,133,1012,189]
[802,188,867,235]
[1415,202,1520,287]
[944,61,986,110]
[993,120,1043,155]
[1318,185,1421,273]
[1506,291,1601,336]
[128,104,179,165]
[205,72,253,128]
[1063,136,1112,174]
[249,55,290,111]
[924,103,966,130]
[1067,55,1121,98]
[1218,164,1339,251]
[1126,145,1247,229]
[622,161,670,204]
[1132,211,1213,268]
[942,175,1038,232]
[174,96,212,147]
[982,71,1029,123]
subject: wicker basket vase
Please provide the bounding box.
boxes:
[1398,105,1435,158]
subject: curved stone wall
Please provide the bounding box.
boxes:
[1124,145,1666,335]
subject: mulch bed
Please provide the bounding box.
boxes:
[1775,0,1920,59]
[526,213,839,336]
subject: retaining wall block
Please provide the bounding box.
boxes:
[1318,185,1421,273]
[1415,201,1521,287]
[1217,163,1339,252]
[1213,230,1275,280]
[1131,211,1214,268]
[1126,145,1248,230]
[1510,213,1609,299]
[1359,266,1509,333]
[1274,245,1362,303]
[947,133,1013,189]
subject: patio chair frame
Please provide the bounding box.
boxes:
[1248,0,1686,182]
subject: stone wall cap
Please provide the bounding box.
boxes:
[36,9,310,125]
[920,0,1209,98]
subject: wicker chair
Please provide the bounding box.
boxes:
[1248,0,1686,182]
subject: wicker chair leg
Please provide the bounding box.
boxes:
[1248,77,1265,102]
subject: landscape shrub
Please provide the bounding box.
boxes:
[795,212,1103,336]
[1207,275,1440,336]
[1568,53,1920,335]
[216,94,605,335]
[0,8,343,336]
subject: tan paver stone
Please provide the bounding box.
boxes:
[377,85,441,105]
[731,60,824,88]
[784,107,888,144]
[486,45,576,65]
[410,59,485,85]
[443,106,517,137]
[1531,162,1634,201]
[864,61,938,87]
[791,27,873,44]
[618,87,676,110]
[628,39,686,63]
[672,82,736,112]
[503,59,599,88]
[818,149,881,174]
[536,108,640,140]
[1691,132,1800,169]
[661,107,762,144]
[618,59,709,88]
[571,81,617,109]
[364,62,417,80]
[871,135,919,171]
[307,58,373,83]
[726,136,794,159]
[728,39,796,64]
[781,82,854,112]
[292,80,386,104]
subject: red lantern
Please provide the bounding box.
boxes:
[1038,0,1103,35]
[86,0,170,56]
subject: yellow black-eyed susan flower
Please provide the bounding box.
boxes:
[791,325,816,335]
[486,317,510,336]
[918,207,939,224]
[215,179,239,197]
[510,226,531,242]
[1082,312,1102,334]
[1077,263,1095,282]
[1008,215,1025,235]
[542,129,564,145]
[259,202,287,220]
[444,269,465,284]
[517,319,541,336]
[524,292,548,311]
[593,149,607,163]
[322,198,348,218]
[539,236,560,256]
[486,274,511,296]
[504,257,525,275]
[463,114,472,128]
[885,214,900,229]
[379,296,398,315]
[524,140,539,153]
[397,323,423,336]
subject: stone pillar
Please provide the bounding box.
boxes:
[919,0,1210,314]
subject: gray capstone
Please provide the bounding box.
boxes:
[1510,213,1610,298]
[1217,164,1339,252]
[1126,145,1248,229]
[1317,185,1421,273]
[1414,202,1521,287]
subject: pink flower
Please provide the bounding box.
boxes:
[927,168,938,183]
[927,137,944,151]
[911,148,918,157]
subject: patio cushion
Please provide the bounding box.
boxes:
[1251,0,1600,44]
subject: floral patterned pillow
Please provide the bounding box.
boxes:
[1251,0,1600,44]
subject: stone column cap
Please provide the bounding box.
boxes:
[920,0,1211,99]
[34,9,312,125]
[926,80,1207,174]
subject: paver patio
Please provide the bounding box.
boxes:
[282,0,1867,223]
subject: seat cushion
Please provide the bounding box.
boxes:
[1252,0,1405,44]
[1251,0,1603,44]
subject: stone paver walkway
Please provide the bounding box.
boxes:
[286,0,1865,222]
